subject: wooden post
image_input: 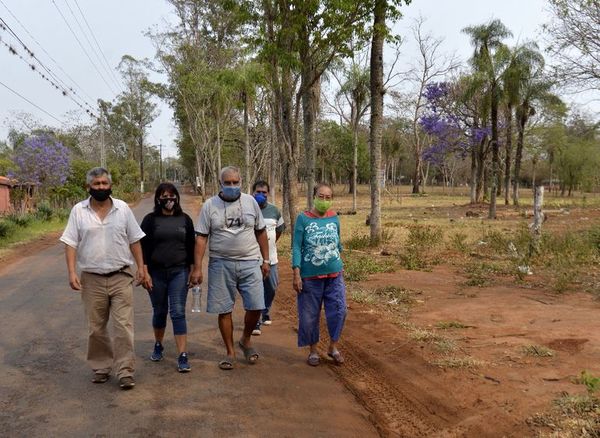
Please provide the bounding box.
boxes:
[529,185,544,256]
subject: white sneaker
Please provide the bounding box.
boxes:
[262,319,272,326]
[252,327,261,336]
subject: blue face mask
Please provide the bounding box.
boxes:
[221,185,241,200]
[253,193,267,206]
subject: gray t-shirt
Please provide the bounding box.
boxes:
[195,193,266,260]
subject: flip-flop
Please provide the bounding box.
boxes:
[307,353,320,366]
[327,350,345,365]
[218,358,234,370]
[238,341,259,364]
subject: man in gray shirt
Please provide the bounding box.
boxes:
[190,166,270,370]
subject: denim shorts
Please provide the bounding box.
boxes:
[207,258,265,314]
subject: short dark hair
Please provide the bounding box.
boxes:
[313,182,333,198]
[252,180,270,192]
[153,182,183,216]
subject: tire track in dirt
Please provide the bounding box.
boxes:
[275,262,456,437]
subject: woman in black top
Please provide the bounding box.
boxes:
[141,183,196,372]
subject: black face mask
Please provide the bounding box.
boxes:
[89,188,112,202]
[159,198,177,211]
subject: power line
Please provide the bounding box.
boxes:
[50,0,117,95]
[72,0,123,92]
[0,0,96,103]
[0,18,98,118]
[0,79,63,124]
[0,15,98,114]
[62,0,123,93]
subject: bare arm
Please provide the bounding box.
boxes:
[65,244,81,291]
[255,228,271,278]
[190,234,207,285]
[129,241,145,286]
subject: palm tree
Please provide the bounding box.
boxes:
[463,19,512,218]
[512,63,559,205]
[501,42,543,205]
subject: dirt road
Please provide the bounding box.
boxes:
[0,193,377,437]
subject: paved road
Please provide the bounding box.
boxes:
[0,194,377,437]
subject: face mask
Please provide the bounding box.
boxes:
[221,185,241,201]
[159,198,177,211]
[313,198,332,214]
[89,188,112,202]
[253,193,267,207]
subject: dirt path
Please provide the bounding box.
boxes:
[0,191,377,437]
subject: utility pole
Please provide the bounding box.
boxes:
[100,116,106,168]
[159,140,163,182]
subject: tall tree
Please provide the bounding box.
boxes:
[545,0,600,95]
[463,19,512,218]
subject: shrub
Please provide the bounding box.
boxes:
[35,202,53,221]
[344,253,395,281]
[399,225,443,270]
[5,213,34,227]
[0,220,14,238]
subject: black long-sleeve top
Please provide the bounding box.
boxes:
[140,212,195,271]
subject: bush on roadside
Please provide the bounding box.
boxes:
[35,202,53,221]
[0,220,14,238]
[5,212,35,228]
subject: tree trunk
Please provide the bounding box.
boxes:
[504,105,513,205]
[529,185,544,256]
[369,0,386,244]
[351,107,358,212]
[488,84,499,219]
[243,92,251,193]
[301,77,318,209]
[512,107,527,206]
[475,137,487,203]
[470,145,477,204]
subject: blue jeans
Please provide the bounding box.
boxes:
[297,274,347,347]
[262,264,279,321]
[149,266,189,335]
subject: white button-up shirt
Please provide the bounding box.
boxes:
[60,197,145,274]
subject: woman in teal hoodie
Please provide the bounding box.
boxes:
[292,183,346,366]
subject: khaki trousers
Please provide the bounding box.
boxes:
[81,268,135,378]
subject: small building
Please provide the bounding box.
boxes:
[0,176,12,214]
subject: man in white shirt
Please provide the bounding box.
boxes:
[60,167,145,390]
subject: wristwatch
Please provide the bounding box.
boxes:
[262,260,270,264]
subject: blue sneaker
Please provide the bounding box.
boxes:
[178,352,191,373]
[150,342,164,362]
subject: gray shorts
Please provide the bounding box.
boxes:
[207,258,265,314]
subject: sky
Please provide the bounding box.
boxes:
[0,0,595,158]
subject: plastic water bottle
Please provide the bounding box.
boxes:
[191,285,202,313]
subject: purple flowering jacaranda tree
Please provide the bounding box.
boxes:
[11,134,71,192]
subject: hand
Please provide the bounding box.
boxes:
[261,261,270,279]
[190,267,203,286]
[134,269,145,287]
[69,272,81,291]
[143,275,153,291]
[292,272,303,294]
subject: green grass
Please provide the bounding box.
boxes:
[435,321,470,329]
[522,345,555,357]
[343,252,395,281]
[431,356,484,369]
[0,218,66,252]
